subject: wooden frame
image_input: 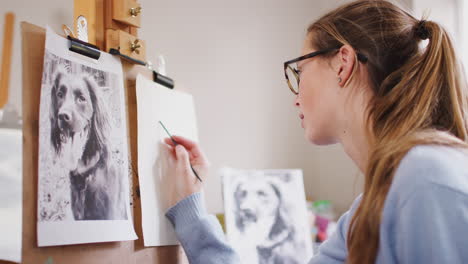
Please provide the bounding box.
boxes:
[6,21,188,264]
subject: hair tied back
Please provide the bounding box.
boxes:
[415,20,430,40]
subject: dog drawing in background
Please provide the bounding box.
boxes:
[234,179,303,264]
[50,70,127,220]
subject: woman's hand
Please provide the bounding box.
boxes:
[159,135,210,212]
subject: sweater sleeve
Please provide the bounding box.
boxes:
[394,182,468,264]
[165,192,241,264]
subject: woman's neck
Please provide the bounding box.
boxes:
[338,88,373,175]
[340,125,370,174]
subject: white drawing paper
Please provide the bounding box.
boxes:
[136,74,199,246]
[37,27,137,246]
[0,128,22,263]
[222,168,313,264]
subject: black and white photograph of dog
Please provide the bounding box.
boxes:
[223,169,313,264]
[38,51,128,221]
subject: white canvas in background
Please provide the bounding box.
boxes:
[37,27,137,247]
[136,74,199,246]
[222,168,313,264]
[0,128,22,263]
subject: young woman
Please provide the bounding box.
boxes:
[159,0,468,263]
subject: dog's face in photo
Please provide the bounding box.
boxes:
[50,70,109,171]
[234,180,281,232]
[53,72,94,139]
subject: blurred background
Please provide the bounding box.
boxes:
[1,0,465,219]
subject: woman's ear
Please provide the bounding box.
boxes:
[336,45,356,87]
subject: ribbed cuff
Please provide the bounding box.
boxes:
[165,192,208,229]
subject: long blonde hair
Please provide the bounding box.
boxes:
[307,1,468,263]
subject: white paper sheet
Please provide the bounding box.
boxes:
[136,74,199,246]
[0,128,22,263]
[222,168,313,263]
[37,27,137,247]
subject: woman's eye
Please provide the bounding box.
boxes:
[78,96,86,102]
[57,92,63,98]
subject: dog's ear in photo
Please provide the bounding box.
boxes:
[50,70,66,153]
[268,182,289,237]
[81,75,111,165]
[234,182,247,232]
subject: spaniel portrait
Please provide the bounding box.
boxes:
[233,177,305,264]
[49,70,127,221]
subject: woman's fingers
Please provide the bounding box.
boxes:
[164,137,176,146]
[171,135,197,149]
[159,142,175,161]
[163,137,197,157]
[163,136,207,162]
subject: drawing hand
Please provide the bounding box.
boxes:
[160,136,210,211]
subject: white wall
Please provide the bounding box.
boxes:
[2,0,442,218]
[412,0,460,50]
[412,0,467,75]
[1,0,73,114]
[138,0,364,215]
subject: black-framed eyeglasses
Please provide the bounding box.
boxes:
[283,47,368,95]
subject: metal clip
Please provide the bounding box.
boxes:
[76,16,89,43]
[62,24,76,38]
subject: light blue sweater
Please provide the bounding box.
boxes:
[166,145,468,263]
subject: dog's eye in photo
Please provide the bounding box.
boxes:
[77,95,86,103]
[239,189,247,198]
[56,85,68,99]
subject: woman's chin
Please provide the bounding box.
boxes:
[305,127,336,146]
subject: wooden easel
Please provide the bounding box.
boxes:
[74,0,145,62]
[0,0,188,263]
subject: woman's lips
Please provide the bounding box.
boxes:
[299,113,304,119]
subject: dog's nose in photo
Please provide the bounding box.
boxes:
[59,112,71,123]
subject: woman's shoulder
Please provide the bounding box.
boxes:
[391,144,468,200]
[381,145,468,264]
